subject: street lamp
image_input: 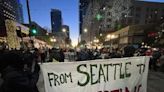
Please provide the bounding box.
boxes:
[93,39,99,49]
[103,7,106,11]
[106,34,116,49]
[50,38,56,42]
[111,35,115,39]
[107,34,116,39]
[107,34,111,39]
[94,39,99,43]
[84,28,88,33]
[46,32,49,36]
[62,28,67,48]
[100,33,103,36]
[62,28,67,33]
[50,36,56,47]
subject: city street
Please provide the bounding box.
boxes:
[0,0,164,92]
[148,71,164,92]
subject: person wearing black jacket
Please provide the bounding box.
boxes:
[0,50,40,92]
[59,49,65,62]
[123,45,136,57]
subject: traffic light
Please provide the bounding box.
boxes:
[96,14,103,21]
[31,29,37,34]
[30,25,37,36]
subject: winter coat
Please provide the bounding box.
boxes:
[0,65,40,92]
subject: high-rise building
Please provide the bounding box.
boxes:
[102,0,164,31]
[79,0,90,35]
[0,0,23,36]
[80,0,103,43]
[17,0,24,23]
[80,0,164,44]
[62,25,71,46]
[51,9,62,33]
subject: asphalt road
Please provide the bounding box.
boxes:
[147,71,164,92]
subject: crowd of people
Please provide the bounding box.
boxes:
[0,44,164,92]
[64,46,164,72]
[0,49,40,92]
[0,45,68,92]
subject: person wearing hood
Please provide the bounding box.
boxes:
[123,45,136,57]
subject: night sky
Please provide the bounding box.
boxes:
[21,0,164,45]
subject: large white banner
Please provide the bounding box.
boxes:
[38,56,149,92]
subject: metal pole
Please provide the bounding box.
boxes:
[90,0,93,47]
[26,0,35,48]
[26,0,32,24]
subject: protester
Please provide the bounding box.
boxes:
[0,50,40,92]
[59,49,65,62]
[33,48,41,63]
[110,48,122,58]
[150,49,161,71]
[40,48,46,63]
[49,48,61,62]
[123,45,136,57]
[68,49,76,61]
[0,44,163,92]
[87,49,94,60]
[159,51,164,72]
[145,48,153,56]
